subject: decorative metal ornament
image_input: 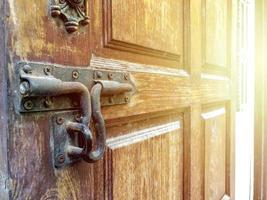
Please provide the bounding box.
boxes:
[51,0,90,33]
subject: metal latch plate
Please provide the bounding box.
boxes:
[15,62,135,113]
[52,110,83,168]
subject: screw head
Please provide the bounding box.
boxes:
[23,100,34,110]
[75,113,82,122]
[44,67,52,75]
[96,71,103,78]
[19,81,30,95]
[43,97,53,108]
[56,154,65,164]
[124,73,129,80]
[124,96,129,103]
[109,97,114,104]
[56,117,64,125]
[22,65,32,74]
[72,70,79,79]
[108,73,113,79]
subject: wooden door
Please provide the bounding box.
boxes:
[1,0,235,199]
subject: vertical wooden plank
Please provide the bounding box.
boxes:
[188,0,203,199]
[254,0,267,199]
[205,0,228,68]
[0,0,9,199]
[189,105,204,200]
[230,1,236,198]
[202,108,227,200]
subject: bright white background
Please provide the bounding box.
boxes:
[235,0,255,199]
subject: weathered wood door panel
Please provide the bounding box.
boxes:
[1,0,235,199]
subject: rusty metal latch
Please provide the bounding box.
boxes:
[14,62,135,168]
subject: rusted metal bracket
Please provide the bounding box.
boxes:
[15,62,135,113]
[14,62,135,168]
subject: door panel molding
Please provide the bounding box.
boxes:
[201,0,231,75]
[105,122,184,199]
[201,104,231,199]
[106,121,181,149]
[103,0,189,63]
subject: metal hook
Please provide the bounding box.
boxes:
[83,83,106,163]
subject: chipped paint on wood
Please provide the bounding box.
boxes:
[5,0,235,199]
[7,0,91,66]
[0,0,9,199]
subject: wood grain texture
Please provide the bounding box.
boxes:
[202,108,227,200]
[103,0,184,62]
[4,0,236,199]
[93,0,190,68]
[254,0,267,199]
[6,0,91,66]
[185,104,204,200]
[0,0,9,199]
[202,0,231,72]
[106,121,183,200]
[112,0,183,54]
[90,56,231,121]
[5,1,92,199]
[8,114,95,200]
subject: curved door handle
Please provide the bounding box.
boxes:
[83,80,134,163]
[83,83,106,162]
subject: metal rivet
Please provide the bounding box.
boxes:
[124,96,129,103]
[108,73,113,79]
[56,117,64,125]
[23,100,34,110]
[96,71,103,78]
[56,154,65,164]
[22,65,32,74]
[124,73,129,80]
[109,97,114,104]
[72,70,79,79]
[44,97,52,108]
[75,113,82,122]
[44,67,52,75]
[19,81,30,95]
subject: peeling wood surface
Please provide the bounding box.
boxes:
[0,0,9,199]
[7,0,91,66]
[5,0,236,199]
